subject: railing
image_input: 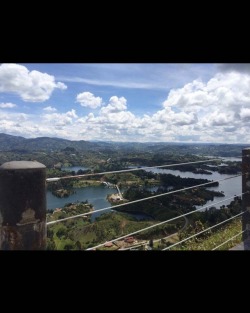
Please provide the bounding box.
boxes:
[0,149,250,250]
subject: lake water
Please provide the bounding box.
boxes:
[62,166,89,172]
[143,167,242,211]
[198,156,242,162]
[46,180,151,221]
[47,185,117,222]
[47,160,242,219]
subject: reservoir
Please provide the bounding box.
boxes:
[47,159,242,219]
[143,167,241,211]
[46,185,117,221]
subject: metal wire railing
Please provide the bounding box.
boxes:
[86,191,245,250]
[162,212,244,250]
[212,230,246,250]
[46,159,220,182]
[47,174,242,225]
[45,156,245,251]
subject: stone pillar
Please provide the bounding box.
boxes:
[242,148,250,248]
[0,161,46,250]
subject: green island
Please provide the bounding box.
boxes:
[52,188,75,198]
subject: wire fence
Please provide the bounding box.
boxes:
[45,156,245,251]
[46,158,221,182]
[162,212,244,250]
[47,174,242,225]
[212,230,246,250]
[86,191,245,250]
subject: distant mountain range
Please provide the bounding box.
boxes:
[0,133,248,156]
[0,133,112,152]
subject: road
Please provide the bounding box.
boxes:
[116,184,123,200]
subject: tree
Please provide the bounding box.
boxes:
[47,228,54,239]
[56,227,67,239]
[75,241,82,250]
[64,244,74,250]
[46,239,56,250]
[77,169,85,175]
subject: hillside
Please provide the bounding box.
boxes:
[0,133,248,156]
[0,133,112,152]
[0,133,27,150]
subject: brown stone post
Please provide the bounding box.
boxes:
[0,161,46,250]
[242,149,250,248]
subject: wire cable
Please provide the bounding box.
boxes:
[123,192,247,250]
[46,158,221,182]
[162,212,244,250]
[85,191,245,250]
[119,242,148,250]
[212,230,246,250]
[47,174,242,226]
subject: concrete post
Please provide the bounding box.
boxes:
[242,148,250,248]
[0,161,47,250]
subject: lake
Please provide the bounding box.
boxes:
[47,185,118,222]
[47,161,242,220]
[143,167,242,211]
[61,166,89,172]
[47,182,152,221]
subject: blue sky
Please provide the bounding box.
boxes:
[0,63,250,143]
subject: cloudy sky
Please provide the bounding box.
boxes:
[0,63,250,143]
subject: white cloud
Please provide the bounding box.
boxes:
[240,108,250,120]
[75,96,142,141]
[42,109,78,127]
[58,76,168,90]
[0,63,67,102]
[164,72,250,112]
[17,113,29,121]
[56,82,67,90]
[66,109,78,118]
[57,64,217,91]
[0,102,16,108]
[217,63,250,74]
[100,96,127,115]
[202,110,235,127]
[76,92,103,109]
[43,106,57,112]
[151,107,197,126]
[156,71,250,142]
[3,69,250,143]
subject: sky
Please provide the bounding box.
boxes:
[0,63,250,143]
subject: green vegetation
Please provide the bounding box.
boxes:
[158,196,243,250]
[52,188,75,198]
[115,173,223,221]
[0,133,243,173]
[46,196,242,251]
[0,133,244,251]
[46,201,93,250]
[171,218,242,250]
[46,206,161,250]
[45,164,235,250]
[72,180,102,188]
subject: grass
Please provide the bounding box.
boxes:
[169,218,242,250]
